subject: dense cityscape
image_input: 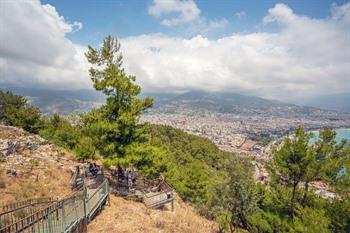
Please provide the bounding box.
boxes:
[142,106,350,159]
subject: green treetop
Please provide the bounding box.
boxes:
[270,127,315,217]
[0,91,43,134]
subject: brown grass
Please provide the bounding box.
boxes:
[0,165,71,205]
[88,195,218,233]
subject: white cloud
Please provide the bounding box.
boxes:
[148,0,200,26]
[235,11,246,19]
[148,0,228,35]
[0,1,349,102]
[0,0,90,90]
[121,3,350,100]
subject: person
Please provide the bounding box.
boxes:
[88,162,94,176]
[157,173,165,192]
[72,165,81,190]
[92,163,98,176]
[76,165,80,176]
[127,170,133,191]
[117,165,125,182]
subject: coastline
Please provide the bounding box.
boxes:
[309,128,350,142]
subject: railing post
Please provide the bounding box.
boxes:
[83,186,88,233]
[62,200,66,232]
[48,206,53,233]
[107,180,110,206]
[74,194,78,221]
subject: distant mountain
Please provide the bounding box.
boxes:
[146,90,296,114]
[296,93,350,113]
[1,87,105,116]
[149,91,292,113]
[2,87,348,120]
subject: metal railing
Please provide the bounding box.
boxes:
[0,179,109,233]
[0,198,56,228]
[106,170,174,211]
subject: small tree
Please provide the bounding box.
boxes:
[210,157,258,232]
[75,137,97,162]
[0,91,43,133]
[301,128,348,206]
[40,114,79,149]
[270,127,314,217]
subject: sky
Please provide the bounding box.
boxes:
[0,0,349,101]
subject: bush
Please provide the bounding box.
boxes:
[247,211,293,233]
[293,207,330,233]
[40,114,80,149]
[74,137,97,162]
[0,91,43,133]
[325,198,350,233]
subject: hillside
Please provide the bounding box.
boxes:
[0,125,76,204]
[1,87,104,116]
[147,91,350,118]
[0,125,219,232]
[145,124,231,204]
[88,195,218,233]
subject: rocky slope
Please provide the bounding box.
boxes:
[0,125,77,204]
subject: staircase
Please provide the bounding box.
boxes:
[0,167,175,232]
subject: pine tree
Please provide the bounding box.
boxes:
[84,35,153,163]
[270,127,314,217]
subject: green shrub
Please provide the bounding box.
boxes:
[40,114,80,149]
[0,91,43,133]
[74,137,97,162]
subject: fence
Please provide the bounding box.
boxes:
[0,179,109,233]
[0,198,56,228]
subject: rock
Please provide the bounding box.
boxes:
[6,168,17,176]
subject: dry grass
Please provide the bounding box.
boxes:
[88,195,219,233]
[0,165,71,205]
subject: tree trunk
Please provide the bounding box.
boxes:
[290,182,298,217]
[227,216,234,233]
[301,181,310,207]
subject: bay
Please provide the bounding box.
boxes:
[311,128,350,143]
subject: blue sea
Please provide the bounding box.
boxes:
[311,128,350,143]
[311,129,349,177]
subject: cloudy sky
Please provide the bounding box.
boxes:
[0,0,349,101]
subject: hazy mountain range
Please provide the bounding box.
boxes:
[293,93,350,113]
[148,90,289,114]
[1,87,349,116]
[1,87,105,116]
